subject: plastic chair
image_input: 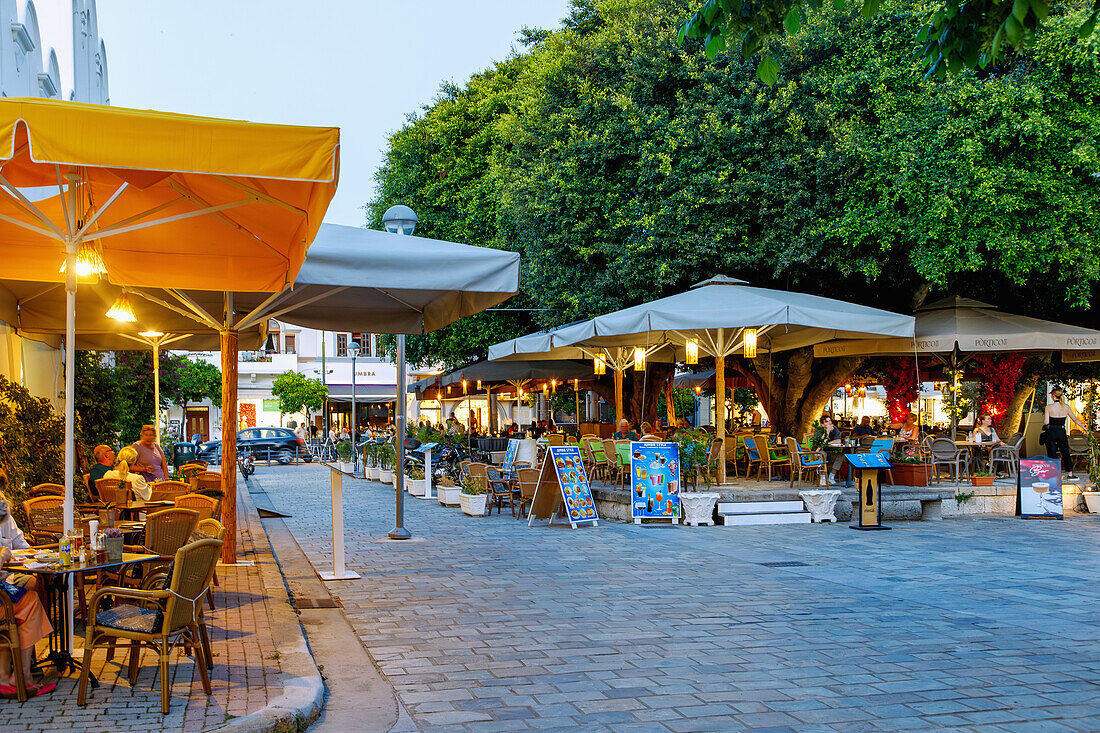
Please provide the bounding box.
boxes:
[990,433,1025,478]
[742,436,762,480]
[929,438,969,484]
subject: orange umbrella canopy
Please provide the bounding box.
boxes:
[0,98,340,291]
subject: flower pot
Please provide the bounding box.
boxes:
[378,468,394,484]
[338,460,354,473]
[891,463,932,487]
[1083,491,1100,514]
[105,536,124,563]
[460,492,487,517]
[406,478,426,497]
[367,466,380,481]
[680,492,719,526]
[970,475,995,487]
[798,489,842,522]
[438,485,460,506]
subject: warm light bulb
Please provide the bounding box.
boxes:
[462,379,468,393]
[633,347,646,371]
[139,331,165,338]
[60,241,107,277]
[743,329,757,359]
[686,339,699,365]
[695,386,702,396]
[477,380,482,390]
[106,293,137,322]
[594,355,606,376]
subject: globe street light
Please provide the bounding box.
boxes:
[349,340,361,471]
[383,205,416,540]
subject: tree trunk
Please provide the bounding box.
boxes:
[1003,373,1039,436]
[629,363,674,427]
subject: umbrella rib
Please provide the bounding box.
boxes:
[91,198,254,240]
[54,165,73,236]
[75,182,129,238]
[215,176,307,217]
[93,197,186,233]
[259,286,350,324]
[0,210,58,240]
[167,289,223,330]
[373,288,423,313]
[170,181,287,263]
[129,288,219,330]
[233,284,297,331]
[16,283,60,307]
[0,174,66,239]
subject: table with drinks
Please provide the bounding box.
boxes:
[4,526,156,685]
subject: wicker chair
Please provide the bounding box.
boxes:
[786,437,825,489]
[148,480,191,503]
[96,478,133,506]
[466,463,489,492]
[78,538,222,714]
[547,433,565,447]
[173,494,218,521]
[1069,433,1091,472]
[21,496,65,545]
[145,509,201,558]
[515,468,539,519]
[28,482,64,498]
[757,437,791,481]
[192,518,228,615]
[486,467,516,516]
[0,591,27,700]
[195,471,223,493]
[179,464,205,488]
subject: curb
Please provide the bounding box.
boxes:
[205,479,325,733]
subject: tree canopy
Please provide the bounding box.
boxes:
[369,0,1100,432]
[271,371,328,419]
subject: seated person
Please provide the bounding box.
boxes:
[899,414,919,442]
[853,416,875,437]
[102,446,152,501]
[612,419,638,441]
[86,444,115,486]
[640,421,653,436]
[820,416,845,483]
[972,414,1001,445]
[0,472,56,698]
[530,421,547,440]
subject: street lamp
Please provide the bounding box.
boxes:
[383,205,417,540]
[349,340,361,471]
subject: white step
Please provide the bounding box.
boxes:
[718,500,805,515]
[720,512,812,526]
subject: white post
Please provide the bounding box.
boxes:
[153,340,161,444]
[319,465,359,580]
[389,335,411,539]
[423,445,433,500]
[63,240,76,655]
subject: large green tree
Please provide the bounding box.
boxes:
[370,0,1100,436]
[270,371,328,425]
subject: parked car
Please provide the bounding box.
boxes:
[200,427,311,465]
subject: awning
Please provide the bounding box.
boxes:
[324,385,397,404]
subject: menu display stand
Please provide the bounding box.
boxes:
[414,442,438,500]
[528,445,599,528]
[1017,456,1063,519]
[846,453,892,531]
[630,441,681,524]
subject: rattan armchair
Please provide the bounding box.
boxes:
[96,478,133,505]
[78,538,222,714]
[515,468,539,519]
[486,467,516,516]
[148,480,191,503]
[0,591,27,701]
[786,437,825,489]
[21,495,64,545]
[27,482,64,498]
[173,494,218,521]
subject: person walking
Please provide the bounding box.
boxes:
[1044,386,1087,479]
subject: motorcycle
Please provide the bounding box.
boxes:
[237,448,255,477]
[401,436,471,483]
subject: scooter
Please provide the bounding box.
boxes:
[237,448,255,477]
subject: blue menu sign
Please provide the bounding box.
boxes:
[630,442,681,523]
[503,439,519,471]
[549,445,598,526]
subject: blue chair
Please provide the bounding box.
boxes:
[786,437,825,488]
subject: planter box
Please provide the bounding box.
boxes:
[378,469,394,484]
[337,460,354,473]
[460,493,487,517]
[438,485,460,506]
[1084,491,1100,514]
[406,478,426,497]
[891,463,932,487]
[970,475,996,487]
[798,489,842,522]
[366,466,379,481]
[680,492,719,526]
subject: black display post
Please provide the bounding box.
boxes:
[846,453,892,531]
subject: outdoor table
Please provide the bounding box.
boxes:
[956,440,997,471]
[3,551,158,686]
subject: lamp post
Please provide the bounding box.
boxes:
[349,340,361,471]
[383,205,417,540]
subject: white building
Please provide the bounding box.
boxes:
[0,0,110,406]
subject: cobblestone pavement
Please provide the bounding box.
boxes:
[258,464,1100,732]
[7,503,281,731]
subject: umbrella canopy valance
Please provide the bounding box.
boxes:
[0,97,339,291]
[812,297,1100,358]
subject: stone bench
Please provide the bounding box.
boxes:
[842,486,956,521]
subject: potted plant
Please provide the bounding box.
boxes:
[336,440,354,473]
[405,462,426,497]
[970,471,995,487]
[378,443,395,484]
[104,526,124,562]
[459,473,487,517]
[437,475,460,506]
[673,428,720,525]
[1082,433,1100,513]
[890,454,932,487]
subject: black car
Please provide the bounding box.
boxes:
[200,427,311,465]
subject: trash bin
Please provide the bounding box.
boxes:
[173,442,198,469]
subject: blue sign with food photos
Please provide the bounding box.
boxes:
[630,442,681,521]
[549,445,598,525]
[503,439,519,471]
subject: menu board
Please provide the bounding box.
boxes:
[630,442,681,523]
[1018,457,1063,519]
[528,445,598,528]
[503,439,519,471]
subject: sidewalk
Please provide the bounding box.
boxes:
[5,486,313,732]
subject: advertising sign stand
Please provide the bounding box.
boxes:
[629,441,681,524]
[415,442,438,500]
[319,465,361,580]
[528,445,599,529]
[1017,456,1063,519]
[846,454,892,531]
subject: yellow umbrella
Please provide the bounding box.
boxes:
[0,98,339,577]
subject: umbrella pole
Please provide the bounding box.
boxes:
[220,328,239,564]
[153,340,160,444]
[390,334,411,540]
[614,368,624,424]
[716,340,726,484]
[63,241,76,655]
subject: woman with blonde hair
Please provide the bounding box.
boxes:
[102,446,152,501]
[0,468,56,698]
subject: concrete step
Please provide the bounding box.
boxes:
[719,512,812,526]
[718,500,805,515]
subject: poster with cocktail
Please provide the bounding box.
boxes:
[1018,457,1063,519]
[549,445,598,526]
[630,442,681,523]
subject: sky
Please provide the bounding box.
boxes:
[39,0,573,226]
